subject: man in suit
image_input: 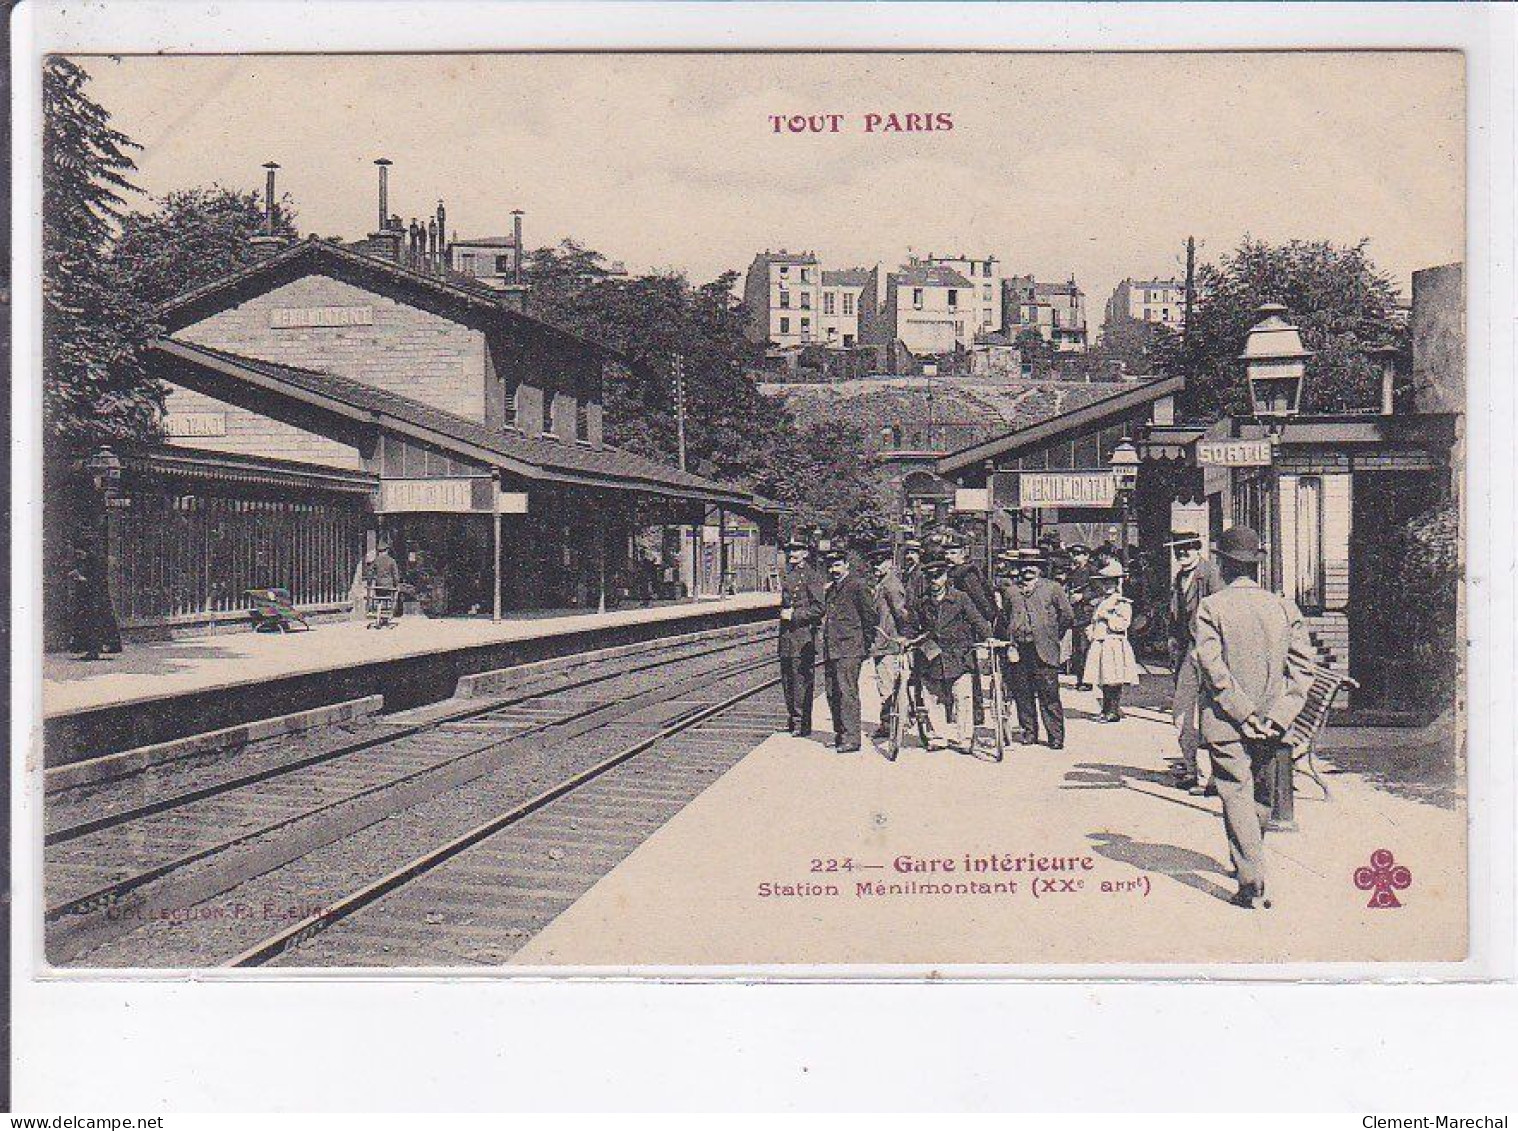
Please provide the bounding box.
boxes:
[1193,526,1315,909]
[900,538,927,607]
[945,535,996,726]
[778,538,826,737]
[1007,550,1074,749]
[1168,529,1225,793]
[1064,544,1094,690]
[914,556,991,754]
[868,543,918,742]
[820,547,878,752]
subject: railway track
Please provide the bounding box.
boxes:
[246,672,780,967]
[46,629,776,964]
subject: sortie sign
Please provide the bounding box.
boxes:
[1197,438,1273,467]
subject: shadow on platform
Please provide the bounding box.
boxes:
[1088,831,1236,904]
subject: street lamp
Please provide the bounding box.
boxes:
[1109,438,1140,567]
[1241,302,1311,420]
[86,445,123,497]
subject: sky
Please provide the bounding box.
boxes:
[73,51,1465,309]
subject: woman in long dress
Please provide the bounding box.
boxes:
[1083,560,1140,722]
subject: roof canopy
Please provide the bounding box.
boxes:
[152,338,762,509]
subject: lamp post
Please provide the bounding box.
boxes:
[1108,438,1139,570]
[1240,303,1311,832]
[84,445,124,635]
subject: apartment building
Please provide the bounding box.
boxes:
[819,267,879,350]
[918,253,1002,336]
[1001,274,1089,352]
[881,262,979,360]
[742,250,823,347]
[1105,277,1186,330]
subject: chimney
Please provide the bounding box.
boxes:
[262,161,280,235]
[374,158,392,231]
[512,209,524,284]
[436,200,447,272]
[427,215,439,271]
[408,218,422,267]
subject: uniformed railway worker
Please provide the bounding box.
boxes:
[1168,529,1225,794]
[820,546,877,753]
[1192,526,1314,910]
[778,537,826,737]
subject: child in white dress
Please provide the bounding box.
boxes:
[1083,560,1140,722]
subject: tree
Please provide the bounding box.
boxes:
[524,242,791,486]
[1095,314,1166,378]
[110,185,297,310]
[753,419,895,542]
[1014,328,1053,378]
[43,56,158,447]
[1156,237,1405,422]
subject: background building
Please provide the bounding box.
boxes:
[881,262,978,366]
[1002,275,1089,352]
[742,250,822,348]
[1104,277,1186,330]
[819,267,879,350]
[918,253,1002,338]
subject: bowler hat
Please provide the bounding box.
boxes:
[922,556,951,577]
[866,543,895,563]
[1215,525,1265,563]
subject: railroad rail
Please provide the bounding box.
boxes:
[46,628,777,964]
[234,671,779,966]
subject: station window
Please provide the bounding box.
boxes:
[542,386,555,434]
[504,383,519,428]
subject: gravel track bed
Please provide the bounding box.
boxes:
[71,661,776,967]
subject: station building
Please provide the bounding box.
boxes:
[85,233,777,635]
[936,288,1463,716]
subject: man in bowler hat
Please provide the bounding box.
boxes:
[778,538,826,736]
[1193,526,1314,909]
[820,547,877,752]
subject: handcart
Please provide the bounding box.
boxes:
[1283,656,1360,801]
[245,587,310,633]
[365,583,400,629]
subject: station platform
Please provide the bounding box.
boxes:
[516,671,1466,968]
[42,593,778,766]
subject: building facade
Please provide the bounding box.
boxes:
[881,263,979,362]
[819,267,879,350]
[919,253,1002,337]
[72,234,776,638]
[1104,277,1186,330]
[1001,275,1089,352]
[742,250,823,348]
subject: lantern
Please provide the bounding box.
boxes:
[1240,303,1311,419]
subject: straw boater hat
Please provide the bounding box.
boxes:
[783,537,811,553]
[1096,559,1126,579]
[1164,529,1205,549]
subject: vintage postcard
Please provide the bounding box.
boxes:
[32,47,1475,973]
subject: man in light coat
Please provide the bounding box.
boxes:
[1193,526,1315,909]
[867,543,918,743]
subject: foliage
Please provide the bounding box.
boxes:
[753,419,896,543]
[1388,501,1461,709]
[43,56,158,448]
[111,185,298,310]
[1155,237,1405,422]
[1095,315,1167,378]
[1013,328,1053,378]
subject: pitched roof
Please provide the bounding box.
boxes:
[152,337,759,508]
[452,235,520,248]
[937,375,1185,473]
[894,265,973,288]
[754,251,819,266]
[155,235,612,364]
[822,268,873,287]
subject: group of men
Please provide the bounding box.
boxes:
[778,521,1316,911]
[777,531,1081,757]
